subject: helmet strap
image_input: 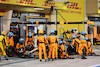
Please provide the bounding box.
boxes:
[50,33,55,35]
[28,36,32,38]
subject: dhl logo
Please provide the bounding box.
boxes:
[17,0,36,5]
[67,2,81,10]
[42,2,57,7]
[1,0,6,1]
[1,0,9,2]
[20,0,33,3]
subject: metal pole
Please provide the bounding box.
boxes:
[56,9,58,35]
[1,17,3,31]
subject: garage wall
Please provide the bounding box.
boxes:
[95,21,100,26]
[27,18,47,31]
[86,0,98,14]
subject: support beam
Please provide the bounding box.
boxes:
[3,10,12,32]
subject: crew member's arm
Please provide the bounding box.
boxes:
[71,39,75,46]
[10,37,14,46]
[45,37,48,43]
[57,38,59,46]
[25,37,28,46]
[6,33,10,44]
[45,36,49,47]
[60,45,64,51]
[75,39,81,44]
[4,36,8,47]
[16,43,19,52]
[88,42,91,47]
[32,36,34,43]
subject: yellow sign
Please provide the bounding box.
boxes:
[58,0,84,22]
[57,0,84,37]
[0,0,63,9]
[0,0,84,22]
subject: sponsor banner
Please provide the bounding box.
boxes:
[58,0,84,22]
[0,0,63,9]
[0,0,84,22]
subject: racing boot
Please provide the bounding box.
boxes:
[69,57,74,59]
[63,55,67,59]
[55,57,58,60]
[45,59,48,62]
[91,53,96,56]
[40,60,42,62]
[48,58,50,61]
[4,56,8,60]
[52,59,54,61]
[81,54,87,59]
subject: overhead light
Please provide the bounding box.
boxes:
[34,8,44,10]
[95,18,98,20]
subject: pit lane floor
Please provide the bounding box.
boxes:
[0,47,100,67]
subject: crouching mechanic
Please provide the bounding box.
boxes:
[58,38,74,59]
[47,30,58,61]
[71,35,87,59]
[0,31,8,60]
[37,30,48,62]
[85,37,96,56]
[8,32,14,47]
[25,32,34,51]
[16,38,26,57]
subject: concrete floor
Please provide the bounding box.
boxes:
[0,47,100,67]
